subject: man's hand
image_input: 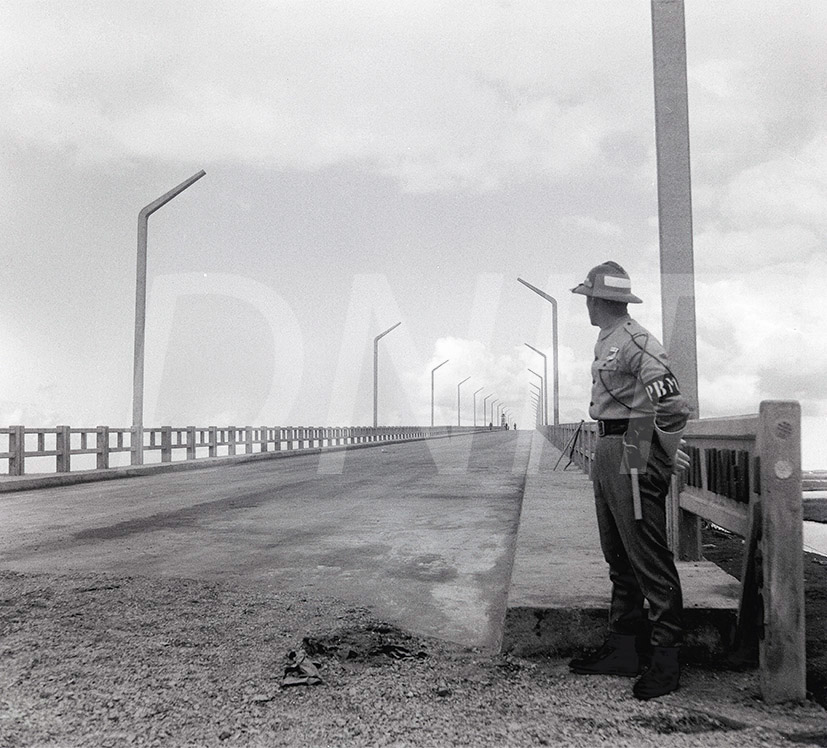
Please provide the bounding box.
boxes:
[673,439,690,474]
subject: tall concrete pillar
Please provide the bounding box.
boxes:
[651,0,699,419]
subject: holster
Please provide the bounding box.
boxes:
[622,420,653,523]
[621,419,654,474]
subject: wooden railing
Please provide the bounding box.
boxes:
[0,424,484,477]
[543,401,805,704]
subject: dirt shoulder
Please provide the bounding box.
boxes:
[2,569,826,748]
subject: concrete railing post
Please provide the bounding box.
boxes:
[96,426,109,470]
[9,425,25,476]
[160,426,172,462]
[56,426,71,473]
[186,427,196,460]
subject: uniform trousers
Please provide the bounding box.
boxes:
[592,434,683,647]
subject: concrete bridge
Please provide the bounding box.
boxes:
[0,428,744,654]
[2,425,827,738]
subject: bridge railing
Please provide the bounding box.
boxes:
[0,424,484,476]
[542,401,805,704]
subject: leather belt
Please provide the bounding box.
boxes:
[597,417,655,437]
[597,419,629,437]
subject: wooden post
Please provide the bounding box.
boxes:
[208,426,217,457]
[757,400,805,703]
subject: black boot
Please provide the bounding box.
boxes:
[568,633,640,677]
[633,646,680,700]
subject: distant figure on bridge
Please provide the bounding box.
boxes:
[566,261,690,701]
[489,421,493,431]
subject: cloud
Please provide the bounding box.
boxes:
[0,1,656,192]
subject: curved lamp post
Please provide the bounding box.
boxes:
[456,377,471,426]
[374,322,401,427]
[528,367,544,413]
[517,277,559,425]
[472,387,484,427]
[525,342,548,426]
[132,169,206,466]
[431,359,449,427]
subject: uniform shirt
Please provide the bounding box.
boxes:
[589,315,691,431]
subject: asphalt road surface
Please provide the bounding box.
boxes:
[0,430,532,650]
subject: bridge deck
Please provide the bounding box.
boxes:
[0,428,748,659]
[0,430,531,651]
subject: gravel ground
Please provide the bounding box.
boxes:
[2,569,826,748]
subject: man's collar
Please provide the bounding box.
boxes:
[598,314,631,340]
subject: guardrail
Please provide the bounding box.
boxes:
[542,401,805,704]
[0,424,485,476]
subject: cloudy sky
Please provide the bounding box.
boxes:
[1,1,825,466]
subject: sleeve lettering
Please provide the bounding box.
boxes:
[644,374,681,402]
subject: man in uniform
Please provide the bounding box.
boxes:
[567,261,691,700]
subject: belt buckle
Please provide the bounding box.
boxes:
[597,421,606,437]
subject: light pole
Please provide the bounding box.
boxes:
[430,359,450,427]
[374,322,401,428]
[529,379,542,426]
[472,387,484,427]
[456,377,471,427]
[483,394,493,427]
[132,169,206,466]
[517,277,559,425]
[490,399,499,428]
[528,367,544,422]
[525,343,548,426]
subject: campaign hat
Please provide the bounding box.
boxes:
[571,261,642,303]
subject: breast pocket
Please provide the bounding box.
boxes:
[595,359,620,375]
[594,359,625,391]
